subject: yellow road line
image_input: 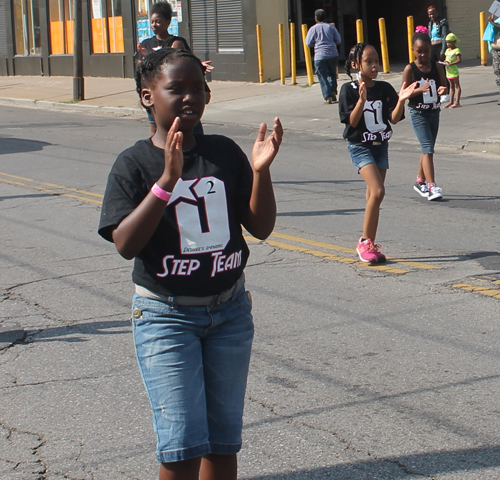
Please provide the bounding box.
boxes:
[0,175,103,205]
[453,283,500,298]
[270,231,440,270]
[0,171,104,199]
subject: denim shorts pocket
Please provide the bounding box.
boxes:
[233,287,252,309]
[132,294,174,326]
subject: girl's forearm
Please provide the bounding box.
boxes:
[349,99,365,128]
[112,193,168,260]
[390,99,405,124]
[243,169,276,240]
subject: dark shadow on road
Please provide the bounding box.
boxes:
[30,320,131,343]
[469,252,500,270]
[0,321,130,347]
[277,208,364,217]
[389,252,500,266]
[0,136,52,154]
[462,91,498,100]
[0,328,26,349]
[241,445,500,479]
[0,193,56,201]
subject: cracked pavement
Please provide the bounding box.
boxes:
[2,106,500,479]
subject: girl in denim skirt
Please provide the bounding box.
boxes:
[339,43,416,263]
[403,32,447,201]
[99,48,282,480]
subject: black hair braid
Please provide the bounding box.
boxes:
[162,35,191,52]
[134,48,206,112]
[345,42,368,80]
[412,32,431,46]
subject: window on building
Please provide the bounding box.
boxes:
[90,0,124,53]
[49,0,74,54]
[191,0,243,54]
[13,0,42,56]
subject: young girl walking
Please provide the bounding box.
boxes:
[339,43,416,263]
[443,33,461,108]
[403,32,447,201]
[99,48,283,480]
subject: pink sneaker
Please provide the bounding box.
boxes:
[356,238,386,263]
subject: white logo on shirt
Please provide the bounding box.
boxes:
[363,100,387,133]
[168,176,230,254]
[418,78,438,104]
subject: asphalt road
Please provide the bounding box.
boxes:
[1,105,500,480]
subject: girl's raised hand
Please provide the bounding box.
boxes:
[358,81,367,102]
[398,81,417,101]
[251,117,283,172]
[162,117,184,188]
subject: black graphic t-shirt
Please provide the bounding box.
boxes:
[134,35,174,60]
[407,61,443,111]
[339,80,401,145]
[99,135,253,297]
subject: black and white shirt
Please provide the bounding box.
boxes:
[407,61,443,111]
[99,135,253,297]
[339,80,401,145]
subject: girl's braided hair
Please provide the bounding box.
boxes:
[135,48,205,113]
[345,42,373,80]
[412,31,431,46]
[162,35,191,51]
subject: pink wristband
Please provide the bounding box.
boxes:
[151,183,172,202]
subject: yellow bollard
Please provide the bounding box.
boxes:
[290,22,297,85]
[356,19,364,43]
[301,24,315,85]
[256,24,264,83]
[480,11,488,66]
[407,16,415,63]
[279,24,286,84]
[379,18,390,73]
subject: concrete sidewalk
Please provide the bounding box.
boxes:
[0,64,499,153]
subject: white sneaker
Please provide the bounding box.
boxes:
[427,184,443,201]
[413,182,429,197]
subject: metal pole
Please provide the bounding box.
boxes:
[480,11,488,66]
[256,24,264,83]
[73,0,84,101]
[301,24,314,86]
[279,24,285,85]
[290,22,297,85]
[356,19,364,44]
[379,18,390,73]
[407,16,415,63]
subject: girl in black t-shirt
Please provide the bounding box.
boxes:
[403,32,447,201]
[339,43,415,263]
[99,48,282,480]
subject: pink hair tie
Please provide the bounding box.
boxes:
[151,183,172,203]
[415,26,429,34]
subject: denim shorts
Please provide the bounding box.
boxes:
[409,108,440,154]
[348,141,389,173]
[132,285,254,463]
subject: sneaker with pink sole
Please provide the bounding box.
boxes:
[356,238,386,263]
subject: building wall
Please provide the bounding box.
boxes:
[256,0,289,81]
[447,0,491,60]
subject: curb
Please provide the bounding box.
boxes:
[0,97,144,117]
[464,139,500,153]
[2,95,500,155]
